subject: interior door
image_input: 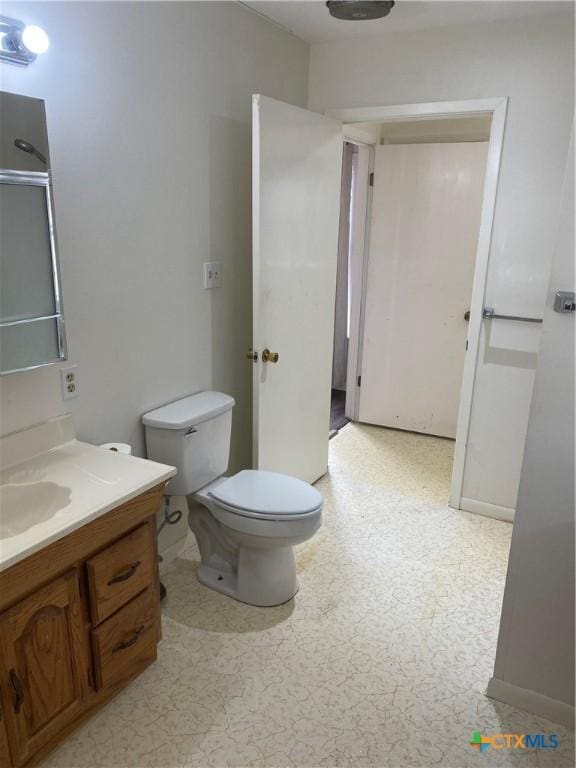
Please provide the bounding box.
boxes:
[358,142,488,438]
[252,95,342,483]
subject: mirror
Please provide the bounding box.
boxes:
[0,91,66,374]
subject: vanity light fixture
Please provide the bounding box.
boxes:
[0,15,49,65]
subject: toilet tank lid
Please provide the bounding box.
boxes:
[142,391,235,430]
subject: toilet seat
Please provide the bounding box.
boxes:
[209,470,322,521]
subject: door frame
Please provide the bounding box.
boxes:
[327,98,508,510]
[344,142,373,415]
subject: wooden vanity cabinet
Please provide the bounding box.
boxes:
[0,702,11,768]
[0,483,165,767]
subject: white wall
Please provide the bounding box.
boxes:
[0,0,309,481]
[309,8,574,512]
[488,127,574,726]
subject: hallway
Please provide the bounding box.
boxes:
[329,422,455,504]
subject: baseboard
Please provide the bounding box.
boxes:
[460,497,515,523]
[487,677,575,729]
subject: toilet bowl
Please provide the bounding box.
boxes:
[142,392,322,606]
[189,471,322,605]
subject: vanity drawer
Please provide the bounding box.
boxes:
[86,523,155,625]
[92,587,157,691]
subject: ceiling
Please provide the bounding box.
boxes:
[241,1,572,44]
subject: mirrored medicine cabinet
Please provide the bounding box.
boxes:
[0,90,67,374]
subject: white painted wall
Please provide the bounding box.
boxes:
[488,127,574,726]
[0,1,308,556]
[0,1,308,468]
[309,9,574,511]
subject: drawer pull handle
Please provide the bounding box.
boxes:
[112,625,144,653]
[107,560,141,586]
[9,669,23,714]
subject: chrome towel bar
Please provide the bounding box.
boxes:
[483,307,543,324]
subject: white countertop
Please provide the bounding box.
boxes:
[0,415,176,572]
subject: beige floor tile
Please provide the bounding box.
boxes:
[45,424,574,768]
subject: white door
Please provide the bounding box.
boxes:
[252,95,342,483]
[358,142,488,438]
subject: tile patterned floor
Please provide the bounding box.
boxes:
[47,424,574,767]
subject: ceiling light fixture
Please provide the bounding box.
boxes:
[326,1,395,21]
[0,15,50,65]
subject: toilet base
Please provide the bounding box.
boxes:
[197,564,238,601]
[187,498,301,607]
[197,545,298,607]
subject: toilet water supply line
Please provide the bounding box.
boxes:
[156,495,182,564]
[155,495,183,602]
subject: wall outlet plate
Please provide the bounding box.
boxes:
[60,365,78,400]
[203,261,222,289]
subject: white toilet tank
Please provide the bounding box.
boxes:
[142,391,235,496]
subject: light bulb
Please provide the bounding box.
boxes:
[21,25,49,55]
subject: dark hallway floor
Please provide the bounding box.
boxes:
[330,389,349,434]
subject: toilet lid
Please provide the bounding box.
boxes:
[210,470,323,518]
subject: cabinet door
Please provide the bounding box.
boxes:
[0,570,89,766]
[0,702,11,768]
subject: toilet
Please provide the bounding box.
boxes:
[142,391,322,606]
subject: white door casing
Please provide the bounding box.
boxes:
[358,142,489,438]
[252,95,343,483]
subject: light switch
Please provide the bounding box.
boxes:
[203,261,222,289]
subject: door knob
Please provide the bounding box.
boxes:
[246,348,258,361]
[262,348,279,363]
[464,310,470,322]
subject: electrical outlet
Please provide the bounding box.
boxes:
[60,365,79,400]
[203,261,222,289]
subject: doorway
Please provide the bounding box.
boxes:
[252,96,508,516]
[330,139,373,437]
[330,142,354,435]
[329,104,505,508]
[359,122,489,438]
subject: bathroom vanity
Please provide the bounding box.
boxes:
[0,417,176,767]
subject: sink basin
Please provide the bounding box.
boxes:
[0,414,176,571]
[0,482,71,539]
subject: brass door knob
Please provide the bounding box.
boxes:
[262,348,279,363]
[246,348,258,361]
